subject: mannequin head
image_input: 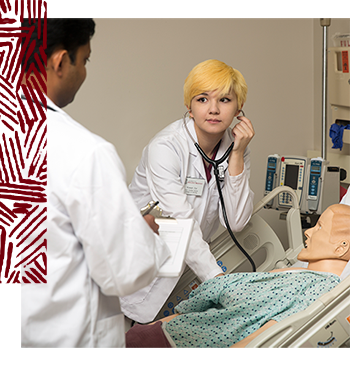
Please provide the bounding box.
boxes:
[298,204,350,276]
[183,59,248,110]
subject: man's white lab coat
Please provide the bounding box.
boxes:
[21,98,169,347]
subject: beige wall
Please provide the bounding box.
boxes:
[313,19,350,157]
[64,18,349,247]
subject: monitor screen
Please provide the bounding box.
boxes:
[284,164,299,190]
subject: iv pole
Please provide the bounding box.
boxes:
[320,18,331,160]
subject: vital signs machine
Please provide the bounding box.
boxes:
[264,155,340,215]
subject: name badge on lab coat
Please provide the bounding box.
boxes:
[185,177,205,196]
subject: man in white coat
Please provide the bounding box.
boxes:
[20,19,170,347]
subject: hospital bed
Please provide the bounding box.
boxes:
[155,186,350,348]
[156,186,303,319]
[246,274,350,348]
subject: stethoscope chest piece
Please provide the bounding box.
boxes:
[217,165,225,181]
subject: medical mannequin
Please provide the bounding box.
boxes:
[125,204,350,348]
[121,59,255,323]
[341,186,350,205]
[21,19,170,348]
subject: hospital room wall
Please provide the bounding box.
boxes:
[313,19,350,160]
[64,18,347,247]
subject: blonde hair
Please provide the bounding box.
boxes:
[328,204,350,244]
[183,59,248,109]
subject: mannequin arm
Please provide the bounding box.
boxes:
[151,313,179,324]
[230,320,277,348]
[155,315,277,348]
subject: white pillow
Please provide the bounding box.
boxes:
[340,261,350,280]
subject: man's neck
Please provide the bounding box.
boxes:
[21,71,47,94]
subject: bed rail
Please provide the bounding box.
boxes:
[245,275,350,348]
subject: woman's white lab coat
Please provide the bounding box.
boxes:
[120,118,254,323]
[21,98,170,347]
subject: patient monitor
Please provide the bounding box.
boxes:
[264,155,340,215]
[263,50,350,214]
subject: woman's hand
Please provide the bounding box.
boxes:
[231,116,255,155]
[228,116,255,176]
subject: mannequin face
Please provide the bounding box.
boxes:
[298,206,350,262]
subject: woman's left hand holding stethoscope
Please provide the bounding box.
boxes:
[228,114,255,176]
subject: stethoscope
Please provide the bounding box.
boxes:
[20,95,57,112]
[183,110,256,272]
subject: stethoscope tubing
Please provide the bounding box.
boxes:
[213,170,256,272]
[194,142,234,168]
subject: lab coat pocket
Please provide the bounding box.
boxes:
[95,313,125,348]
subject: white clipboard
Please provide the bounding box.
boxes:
[156,218,194,277]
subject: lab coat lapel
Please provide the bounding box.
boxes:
[216,128,234,168]
[184,118,207,180]
[215,128,234,164]
[193,152,206,180]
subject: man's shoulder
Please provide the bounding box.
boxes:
[48,109,109,150]
[47,110,117,171]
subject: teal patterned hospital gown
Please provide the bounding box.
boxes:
[164,271,340,348]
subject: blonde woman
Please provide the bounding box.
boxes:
[121,59,255,324]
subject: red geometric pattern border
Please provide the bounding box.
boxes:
[0,0,47,283]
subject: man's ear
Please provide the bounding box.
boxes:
[335,240,350,259]
[47,49,69,77]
